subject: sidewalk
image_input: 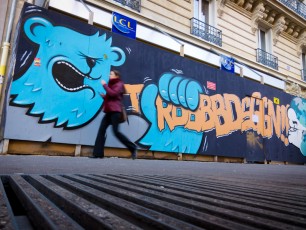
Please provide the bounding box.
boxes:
[1,155,306,229]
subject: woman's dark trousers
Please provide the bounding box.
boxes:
[93,112,135,157]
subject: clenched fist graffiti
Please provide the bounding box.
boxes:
[139,73,205,154]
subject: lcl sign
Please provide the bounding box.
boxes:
[112,12,137,39]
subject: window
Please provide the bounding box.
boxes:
[259,30,266,51]
[258,28,272,53]
[302,52,306,81]
[256,27,278,69]
[194,0,215,25]
[113,0,141,12]
[202,1,209,23]
[191,0,221,46]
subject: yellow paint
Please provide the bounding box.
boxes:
[0,42,10,76]
[274,97,280,104]
[0,65,5,75]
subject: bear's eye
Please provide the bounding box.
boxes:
[78,52,103,64]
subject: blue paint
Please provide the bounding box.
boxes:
[139,73,204,154]
[11,17,125,128]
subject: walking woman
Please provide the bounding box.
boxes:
[90,70,137,159]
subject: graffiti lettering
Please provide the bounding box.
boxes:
[263,96,289,145]
[125,84,144,113]
[126,85,290,146]
[153,91,289,145]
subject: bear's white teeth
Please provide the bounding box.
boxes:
[55,78,88,91]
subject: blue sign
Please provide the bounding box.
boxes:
[112,12,137,39]
[220,55,235,73]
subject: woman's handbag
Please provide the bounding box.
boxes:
[119,106,127,123]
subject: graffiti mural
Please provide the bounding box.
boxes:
[4,3,306,163]
[288,97,306,156]
[10,16,125,128]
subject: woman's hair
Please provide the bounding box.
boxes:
[112,70,121,78]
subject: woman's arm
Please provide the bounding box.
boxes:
[102,80,123,97]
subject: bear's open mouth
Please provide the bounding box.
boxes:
[52,61,91,92]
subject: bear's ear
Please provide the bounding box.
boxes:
[23,17,53,44]
[110,47,126,67]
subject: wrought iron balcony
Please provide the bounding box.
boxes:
[302,69,306,81]
[113,0,141,12]
[190,18,222,47]
[278,0,306,19]
[256,49,278,70]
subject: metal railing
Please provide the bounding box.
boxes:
[256,49,278,70]
[278,0,306,19]
[190,18,222,47]
[113,0,141,12]
[302,69,306,81]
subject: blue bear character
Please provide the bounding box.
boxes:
[139,72,204,154]
[288,97,306,156]
[10,17,125,128]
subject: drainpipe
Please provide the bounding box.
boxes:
[0,0,17,95]
[0,0,17,151]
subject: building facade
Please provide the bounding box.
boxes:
[0,0,305,164]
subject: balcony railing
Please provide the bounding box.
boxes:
[302,69,306,81]
[278,0,306,19]
[113,0,141,12]
[256,49,278,70]
[190,18,222,47]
